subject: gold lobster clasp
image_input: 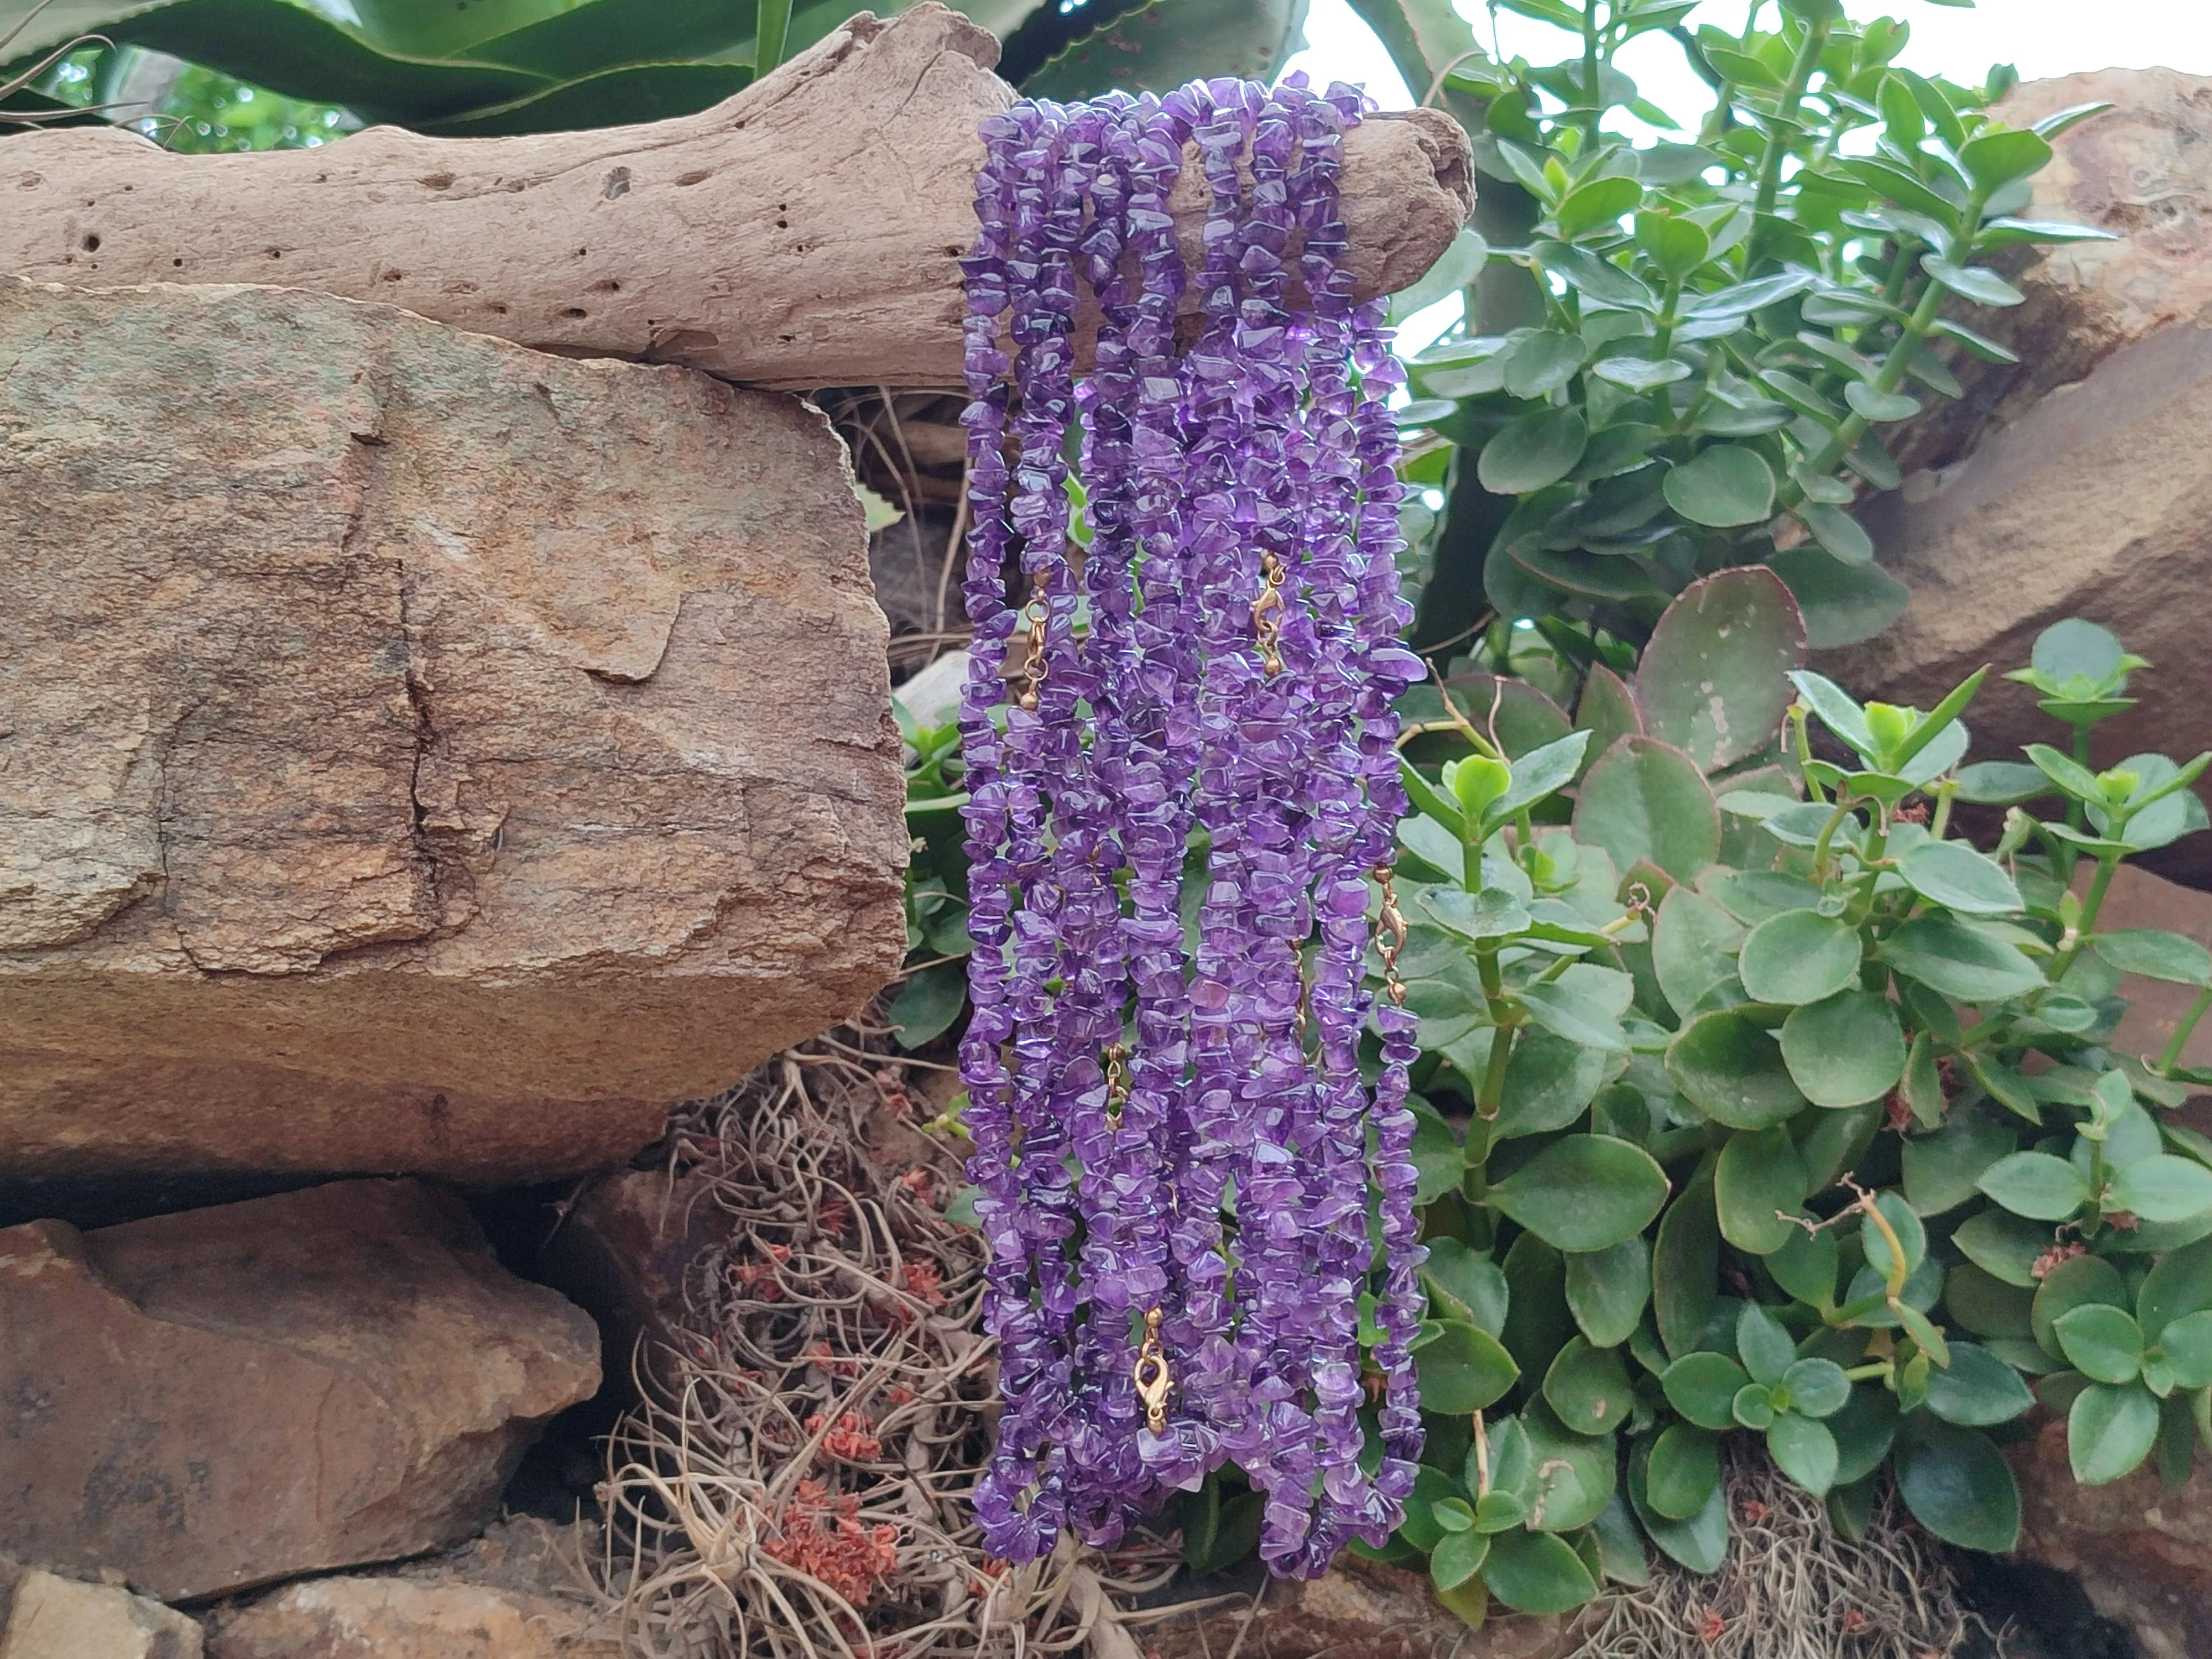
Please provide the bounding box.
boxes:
[1133,1308,1172,1433]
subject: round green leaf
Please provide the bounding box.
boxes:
[1544,1336,1635,1436]
[1780,990,1906,1108]
[1501,1233,1576,1395]
[1573,736,1722,885]
[1895,1417,2021,1551]
[1645,1423,1720,1521]
[2031,1254,2129,1360]
[1652,885,1748,1022]
[1859,1191,1928,1281]
[1736,1301,1798,1386]
[1767,1411,1839,1496]
[1480,1527,1598,1616]
[2138,1237,2212,1341]
[1479,405,1589,494]
[1919,1339,2037,1430]
[2053,1303,2145,1386]
[1770,546,1911,650]
[1829,1385,1900,1485]
[1796,501,1874,565]
[1715,1125,1808,1255]
[1880,915,2047,1003]
[1944,1263,2036,1340]
[1485,1134,1670,1253]
[1768,1221,1839,1311]
[1843,380,1921,422]
[1667,1011,1810,1129]
[2069,1383,2161,1485]
[2093,929,2212,987]
[1739,909,1863,1006]
[2110,1155,2212,1224]
[1954,1208,2053,1288]
[1413,1318,1522,1413]
[1732,1383,1776,1428]
[1977,1152,2091,1222]
[1900,1106,2018,1217]
[1396,1464,1465,1552]
[1556,174,1643,241]
[1663,445,1776,528]
[1422,1237,1511,1338]
[1661,1351,1749,1431]
[1428,1525,1491,1592]
[1564,1235,1652,1349]
[1495,1029,1617,1140]
[1520,1400,1616,1532]
[1654,1164,1720,1360]
[1502,330,1589,399]
[1632,568,1806,773]
[1897,840,2025,917]
[2157,1309,2212,1388]
[1783,1358,1853,1420]
[1628,1441,1730,1573]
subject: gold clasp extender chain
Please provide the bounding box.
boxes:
[1133,1308,1172,1433]
[1251,551,1287,677]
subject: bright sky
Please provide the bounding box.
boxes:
[1282,0,2212,118]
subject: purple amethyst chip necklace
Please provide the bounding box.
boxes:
[955,74,1430,1580]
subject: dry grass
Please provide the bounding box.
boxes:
[1563,1445,1989,1659]
[592,1038,1180,1659]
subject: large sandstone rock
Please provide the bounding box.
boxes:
[0,1561,201,1659]
[0,277,906,1183]
[0,1180,601,1601]
[1833,71,2212,886]
[2010,1413,2212,1659]
[203,1578,612,1659]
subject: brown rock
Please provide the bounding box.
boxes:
[202,1578,611,1659]
[1832,72,2212,886]
[535,1166,723,1396]
[0,1181,600,1601]
[2011,1414,2212,1659]
[0,276,907,1183]
[1892,70,2212,479]
[0,1561,201,1659]
[1834,299,2212,885]
[1141,1558,1572,1659]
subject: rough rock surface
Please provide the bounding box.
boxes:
[0,276,906,1182]
[1832,71,2212,886]
[1891,70,2212,479]
[0,1181,601,1601]
[202,1578,612,1659]
[2011,1413,2212,1659]
[0,1561,201,1659]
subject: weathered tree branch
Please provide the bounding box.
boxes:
[0,4,1474,390]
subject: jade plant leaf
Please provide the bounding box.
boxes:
[1738,909,1862,1006]
[1780,990,1906,1108]
[1667,1011,1809,1129]
[1486,1135,1670,1252]
[1573,737,1722,885]
[1631,568,1806,774]
[1893,1416,2021,1551]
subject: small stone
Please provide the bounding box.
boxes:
[0,1561,202,1659]
[0,1181,600,1601]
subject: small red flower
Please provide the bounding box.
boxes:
[761,1479,899,1606]
[1697,1608,1725,1643]
[806,1411,884,1462]
[896,1167,936,1205]
[817,1201,851,1239]
[1739,1499,1769,1526]
[1843,1608,1870,1634]
[900,1258,948,1307]
[2109,1210,2141,1232]
[2032,1239,2088,1280]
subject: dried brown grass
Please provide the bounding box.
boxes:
[592,1037,1178,1659]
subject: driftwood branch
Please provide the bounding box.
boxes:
[0,4,1474,390]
